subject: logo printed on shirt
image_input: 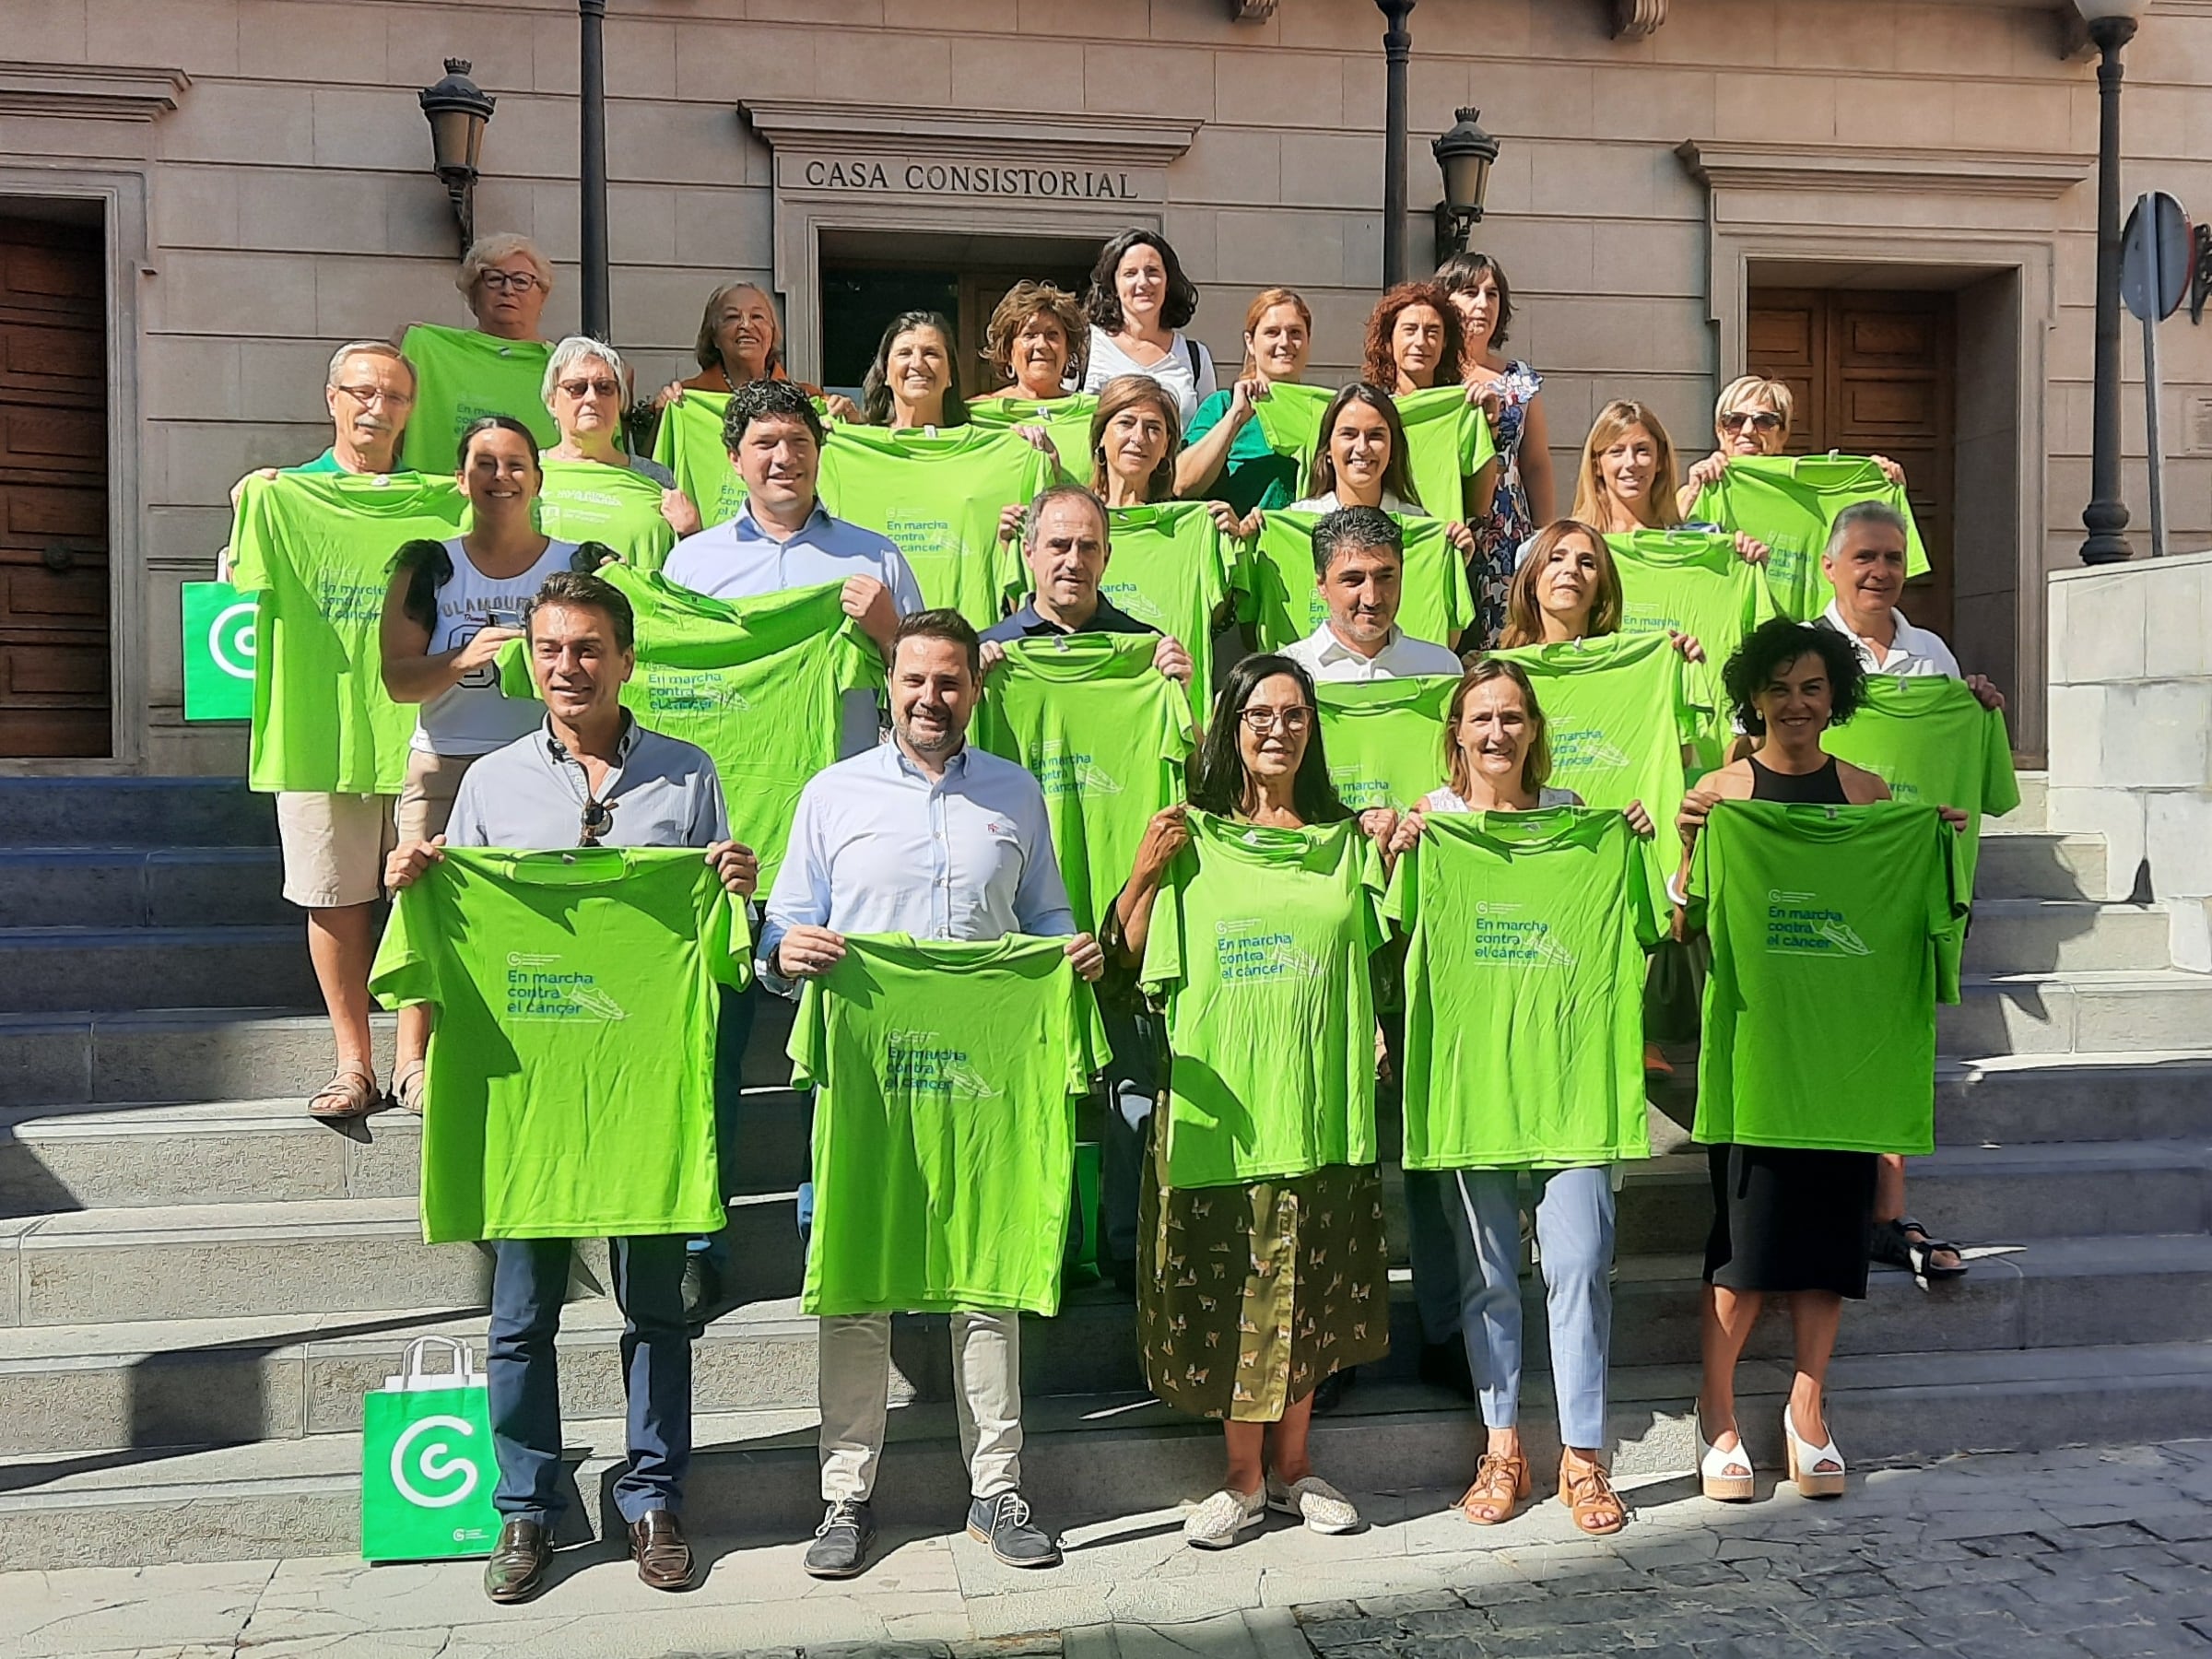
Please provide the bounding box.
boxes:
[645,666,753,714]
[1548,729,1633,772]
[884,1030,1003,1098]
[1764,888,1871,958]
[1035,741,1123,798]
[1214,916,1320,982]
[505,955,630,1019]
[1327,765,1391,808]
[1099,582,1165,625]
[1470,907,1578,969]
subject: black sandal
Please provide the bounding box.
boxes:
[1871,1216,1968,1279]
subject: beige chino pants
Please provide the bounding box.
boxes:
[817,1311,1023,1503]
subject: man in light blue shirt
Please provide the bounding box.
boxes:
[760,608,1102,1584]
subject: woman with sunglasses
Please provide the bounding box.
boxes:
[1677,377,1907,517]
[541,337,702,553]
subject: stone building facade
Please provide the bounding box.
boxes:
[5,0,2210,771]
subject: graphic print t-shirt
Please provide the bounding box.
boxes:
[1689,455,1929,619]
[1606,529,1782,774]
[1821,675,2020,904]
[1688,801,1961,1156]
[227,471,467,794]
[968,394,1099,477]
[497,568,883,888]
[791,933,1110,1316]
[975,633,1194,935]
[1394,383,1498,520]
[1141,813,1384,1188]
[650,390,748,529]
[1101,501,1232,721]
[396,324,557,476]
[536,460,677,573]
[369,847,749,1242]
[1315,676,1458,812]
[1385,809,1659,1169]
[1244,510,1473,653]
[816,427,1056,628]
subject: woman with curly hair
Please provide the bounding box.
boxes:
[1083,229,1217,425]
[971,281,1095,471]
[1359,285,1496,580]
[1364,280,1465,397]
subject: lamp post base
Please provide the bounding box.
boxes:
[2080,499,2134,565]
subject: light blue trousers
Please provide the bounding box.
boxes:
[1440,1165,1616,1450]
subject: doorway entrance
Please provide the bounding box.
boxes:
[818,230,1099,403]
[1746,287,1956,635]
[0,210,110,758]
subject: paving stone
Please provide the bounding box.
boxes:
[2066,1621,2212,1658]
[1305,1618,1399,1650]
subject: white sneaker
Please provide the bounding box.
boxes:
[1266,1474,1363,1535]
[1183,1485,1265,1549]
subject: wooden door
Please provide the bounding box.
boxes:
[1747,288,1955,633]
[0,217,108,757]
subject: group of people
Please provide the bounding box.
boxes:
[218,225,2016,1606]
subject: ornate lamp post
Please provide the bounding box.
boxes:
[418,59,494,255]
[1376,0,1415,287]
[1431,108,1500,266]
[2077,0,2145,565]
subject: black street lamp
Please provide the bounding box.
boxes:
[1432,108,1500,267]
[579,0,611,342]
[2078,0,2145,565]
[418,58,495,255]
[1376,0,1415,288]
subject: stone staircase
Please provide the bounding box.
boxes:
[0,773,2208,1570]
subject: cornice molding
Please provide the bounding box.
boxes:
[0,61,188,122]
[739,100,1200,170]
[1677,140,2094,200]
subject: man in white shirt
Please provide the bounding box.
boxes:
[1815,500,1999,1282]
[759,609,1104,1582]
[1282,506,1464,684]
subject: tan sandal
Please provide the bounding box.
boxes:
[1559,1456,1627,1535]
[1454,1450,1531,1525]
[307,1066,380,1123]
[392,1061,427,1116]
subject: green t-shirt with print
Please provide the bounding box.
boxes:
[1689,455,1929,619]
[536,460,676,574]
[1101,501,1233,722]
[497,567,881,888]
[968,394,1100,478]
[1487,630,1703,898]
[369,847,749,1242]
[1822,675,2020,905]
[650,391,747,529]
[1688,800,1961,1156]
[1394,384,1498,520]
[1315,675,1458,812]
[1243,510,1473,653]
[396,324,557,476]
[1232,382,1339,510]
[1385,809,1659,1169]
[1141,811,1385,1188]
[791,933,1111,1317]
[816,427,1054,629]
[974,633,1194,935]
[227,470,468,794]
[1606,529,1783,774]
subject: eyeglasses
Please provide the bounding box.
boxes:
[1720,410,1784,433]
[557,378,622,399]
[579,795,615,847]
[1238,707,1313,735]
[480,270,543,294]
[335,384,415,408]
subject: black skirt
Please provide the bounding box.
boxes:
[1703,1144,1877,1299]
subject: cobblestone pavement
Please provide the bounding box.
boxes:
[5,1442,2211,1657]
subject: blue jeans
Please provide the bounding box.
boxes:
[690,982,758,1267]
[1441,1165,1616,1450]
[488,1233,692,1524]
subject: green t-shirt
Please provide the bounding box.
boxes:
[284,449,347,475]
[1243,510,1473,653]
[650,390,747,529]
[1101,501,1232,721]
[536,460,676,573]
[497,568,882,888]
[1385,809,1659,1170]
[974,633,1194,935]
[369,847,748,1242]
[1394,384,1498,520]
[968,394,1099,477]
[816,427,1054,629]
[1315,676,1458,812]
[1189,386,1313,515]
[227,470,467,794]
[1689,455,1929,619]
[1141,811,1384,1188]
[1688,800,1961,1156]
[1606,529,1782,774]
[1486,631,1703,898]
[1821,675,2019,905]
[791,932,1111,1317]
[396,324,557,476]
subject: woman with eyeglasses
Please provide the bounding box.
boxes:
[397,234,561,474]
[541,337,701,554]
[1111,654,1394,1550]
[1677,377,1907,517]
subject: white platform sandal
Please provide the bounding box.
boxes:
[1783,1403,1847,1498]
[1697,1418,1755,1501]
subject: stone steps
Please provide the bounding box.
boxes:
[0,778,276,849]
[1941,970,2212,1056]
[1974,831,2106,901]
[0,847,291,929]
[1960,897,2171,973]
[0,926,320,1015]
[1,1337,2206,1571]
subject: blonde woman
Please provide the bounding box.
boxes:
[1571,402,1768,567]
[1178,288,1315,516]
[1677,376,1908,518]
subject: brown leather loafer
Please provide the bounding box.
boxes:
[483,1518,550,1605]
[629,1508,695,1591]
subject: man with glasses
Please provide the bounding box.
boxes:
[385,569,759,1604]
